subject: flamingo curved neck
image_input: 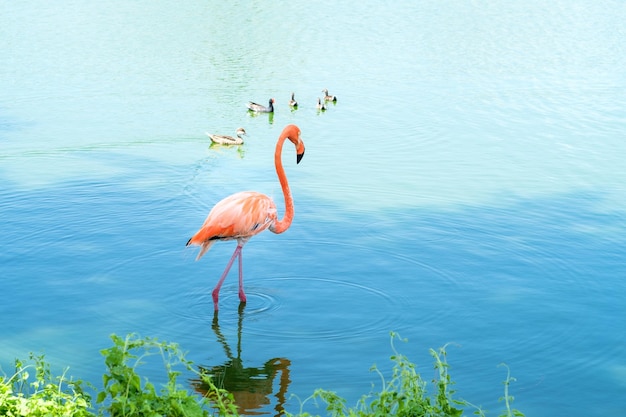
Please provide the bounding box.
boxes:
[270,134,294,234]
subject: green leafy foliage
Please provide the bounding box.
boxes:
[0,332,524,417]
[288,332,524,417]
[96,333,236,417]
[497,364,525,417]
[0,353,93,417]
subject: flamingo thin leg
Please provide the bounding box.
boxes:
[212,245,242,310]
[238,248,246,303]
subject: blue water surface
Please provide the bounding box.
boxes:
[2,2,626,416]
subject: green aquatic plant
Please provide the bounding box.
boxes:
[96,333,236,417]
[497,364,524,417]
[0,332,524,417]
[289,332,524,417]
[0,353,93,417]
[0,335,236,417]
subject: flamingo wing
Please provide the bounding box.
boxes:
[187,191,276,259]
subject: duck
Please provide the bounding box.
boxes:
[206,127,247,145]
[316,97,327,111]
[289,92,298,107]
[322,88,337,102]
[247,98,275,113]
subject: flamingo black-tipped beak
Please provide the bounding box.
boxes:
[297,150,304,164]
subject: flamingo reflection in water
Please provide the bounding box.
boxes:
[192,304,291,416]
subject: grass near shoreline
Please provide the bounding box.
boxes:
[0,332,523,417]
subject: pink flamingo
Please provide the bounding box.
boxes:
[187,124,305,310]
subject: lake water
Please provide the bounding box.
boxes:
[2,1,626,416]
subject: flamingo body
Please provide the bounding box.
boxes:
[187,191,276,260]
[187,124,305,310]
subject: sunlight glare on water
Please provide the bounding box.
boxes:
[1,1,626,416]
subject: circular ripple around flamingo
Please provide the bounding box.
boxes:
[239,275,415,341]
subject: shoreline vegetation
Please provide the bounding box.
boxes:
[0,332,524,417]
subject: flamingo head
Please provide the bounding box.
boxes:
[282,124,305,164]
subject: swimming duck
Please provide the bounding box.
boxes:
[316,97,327,111]
[247,98,275,113]
[289,92,298,107]
[206,127,247,145]
[322,89,337,102]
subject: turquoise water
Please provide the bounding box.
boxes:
[2,1,626,415]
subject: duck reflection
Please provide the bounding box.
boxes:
[193,303,291,416]
[246,109,274,125]
[208,142,247,158]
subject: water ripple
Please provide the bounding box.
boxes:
[243,275,405,341]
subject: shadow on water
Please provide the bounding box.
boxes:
[192,303,291,417]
